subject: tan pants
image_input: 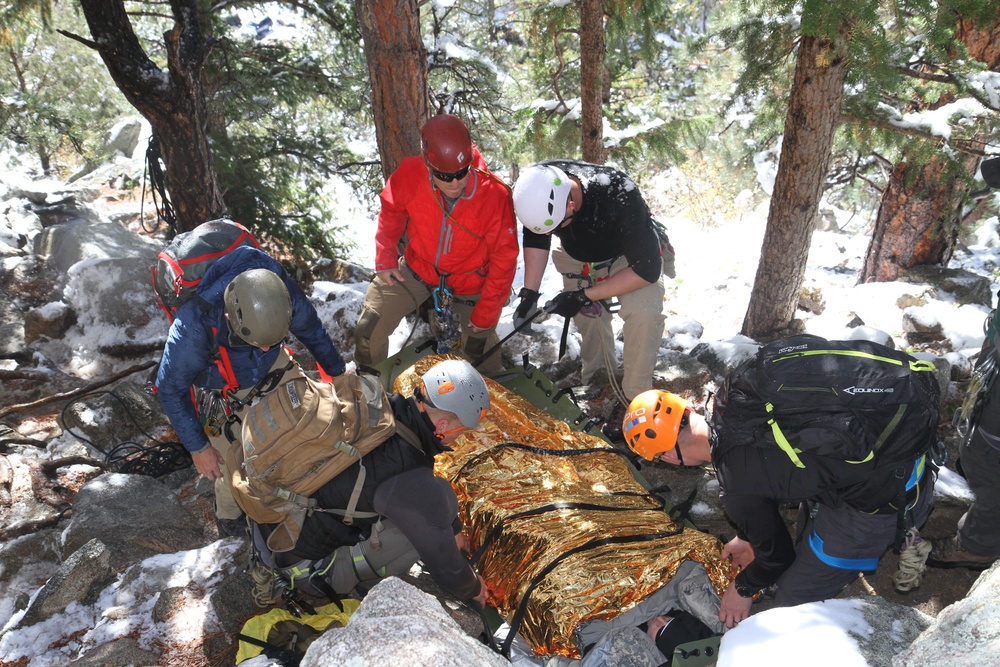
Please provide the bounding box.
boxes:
[353,258,503,373]
[208,349,304,520]
[551,247,666,401]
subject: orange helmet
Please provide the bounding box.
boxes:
[622,390,688,461]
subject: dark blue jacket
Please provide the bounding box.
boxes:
[155,246,346,454]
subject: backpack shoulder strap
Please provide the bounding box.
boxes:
[337,420,425,526]
[394,420,424,452]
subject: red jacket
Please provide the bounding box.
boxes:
[374,156,518,329]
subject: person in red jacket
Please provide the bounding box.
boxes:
[354,114,518,373]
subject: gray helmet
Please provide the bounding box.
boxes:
[421,359,490,428]
[223,269,292,348]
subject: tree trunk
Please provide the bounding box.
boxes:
[579,0,605,163]
[355,0,429,180]
[859,156,970,282]
[76,0,225,232]
[742,32,847,340]
[861,9,1000,283]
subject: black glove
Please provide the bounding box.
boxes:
[513,287,540,329]
[544,289,592,318]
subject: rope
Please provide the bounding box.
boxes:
[893,527,932,593]
[141,132,176,235]
[60,388,189,477]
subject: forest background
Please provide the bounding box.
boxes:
[3,0,1000,342]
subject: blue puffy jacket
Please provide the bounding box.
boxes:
[155,246,346,454]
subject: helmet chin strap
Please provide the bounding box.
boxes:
[435,422,465,441]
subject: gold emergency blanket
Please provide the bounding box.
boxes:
[395,356,734,658]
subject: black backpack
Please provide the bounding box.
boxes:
[710,334,940,473]
[150,218,259,322]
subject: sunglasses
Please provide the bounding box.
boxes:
[430,165,471,182]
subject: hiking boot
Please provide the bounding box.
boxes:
[601,401,628,442]
[926,534,996,570]
[217,514,248,539]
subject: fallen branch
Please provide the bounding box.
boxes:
[0,437,48,452]
[0,508,72,542]
[41,455,108,476]
[0,361,157,420]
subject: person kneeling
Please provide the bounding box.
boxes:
[253,359,490,606]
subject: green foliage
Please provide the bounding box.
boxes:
[419,0,512,178]
[709,0,1000,223]
[0,8,128,174]
[491,0,723,174]
[204,7,374,260]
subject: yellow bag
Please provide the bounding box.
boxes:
[235,599,360,664]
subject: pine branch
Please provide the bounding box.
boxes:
[840,113,993,156]
[894,64,951,84]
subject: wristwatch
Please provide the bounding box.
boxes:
[733,575,760,599]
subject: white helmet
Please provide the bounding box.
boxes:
[421,359,490,428]
[513,164,572,234]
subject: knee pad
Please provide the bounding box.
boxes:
[354,307,380,365]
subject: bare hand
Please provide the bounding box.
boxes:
[192,447,224,481]
[377,268,406,285]
[455,531,471,554]
[472,574,490,607]
[722,536,756,569]
[719,583,753,629]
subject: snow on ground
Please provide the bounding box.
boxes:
[2,164,994,665]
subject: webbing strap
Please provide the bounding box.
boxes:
[867,403,907,459]
[765,403,908,468]
[500,530,684,658]
[770,348,937,370]
[273,487,317,511]
[764,403,805,468]
[807,531,880,571]
[349,540,380,580]
[213,333,240,400]
[394,421,424,453]
[341,460,366,526]
[558,314,572,359]
[334,440,361,458]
